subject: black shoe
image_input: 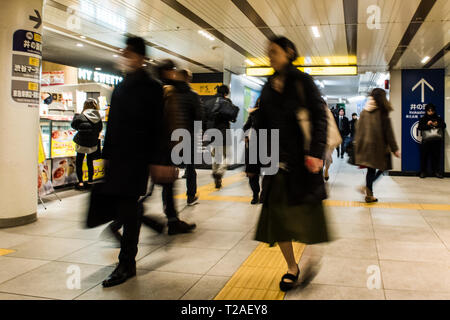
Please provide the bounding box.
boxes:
[187,195,199,206]
[435,173,444,179]
[420,172,426,178]
[168,220,196,235]
[141,216,165,234]
[279,267,300,292]
[214,178,222,189]
[102,263,136,288]
[251,196,259,205]
[324,176,329,181]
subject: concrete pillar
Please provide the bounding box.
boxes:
[0,0,43,227]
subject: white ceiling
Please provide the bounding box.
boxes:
[41,0,449,95]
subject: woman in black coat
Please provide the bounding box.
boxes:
[419,103,446,178]
[254,36,329,292]
[71,98,103,189]
[243,99,261,204]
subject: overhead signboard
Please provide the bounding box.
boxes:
[401,69,445,172]
[246,66,358,77]
[78,68,123,86]
[191,83,222,96]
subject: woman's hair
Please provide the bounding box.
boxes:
[425,103,436,113]
[370,88,392,113]
[352,113,358,117]
[217,85,230,97]
[83,98,99,111]
[269,36,299,63]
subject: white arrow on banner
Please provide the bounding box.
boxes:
[411,78,434,103]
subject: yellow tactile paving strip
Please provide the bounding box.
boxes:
[175,172,450,300]
[0,249,15,256]
[214,243,305,300]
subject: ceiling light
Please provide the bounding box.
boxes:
[80,36,86,39]
[142,64,147,67]
[198,30,215,41]
[150,59,155,62]
[311,26,321,38]
[245,59,255,66]
[95,67,102,71]
[324,58,330,64]
[113,54,119,58]
[76,43,84,47]
[421,56,430,64]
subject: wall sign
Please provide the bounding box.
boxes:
[11,29,42,106]
[78,68,123,86]
[401,69,445,172]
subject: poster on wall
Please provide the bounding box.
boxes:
[51,157,77,187]
[51,126,76,158]
[41,71,65,86]
[243,86,260,123]
[401,69,445,172]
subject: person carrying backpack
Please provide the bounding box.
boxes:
[204,85,239,188]
[71,98,103,190]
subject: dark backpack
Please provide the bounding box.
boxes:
[204,97,239,130]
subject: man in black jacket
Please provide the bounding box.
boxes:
[335,108,350,158]
[101,37,164,288]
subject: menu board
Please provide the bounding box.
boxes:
[51,123,76,158]
[38,161,54,197]
[51,157,77,187]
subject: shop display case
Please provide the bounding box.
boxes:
[39,115,107,188]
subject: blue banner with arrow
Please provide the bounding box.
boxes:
[401,69,445,172]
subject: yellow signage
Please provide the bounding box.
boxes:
[29,57,40,67]
[34,33,42,43]
[247,66,358,77]
[191,83,222,96]
[28,82,39,91]
[38,131,46,163]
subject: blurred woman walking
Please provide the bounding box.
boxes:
[354,88,400,203]
[254,36,329,292]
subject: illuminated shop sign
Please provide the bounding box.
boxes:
[78,68,123,86]
[246,66,358,77]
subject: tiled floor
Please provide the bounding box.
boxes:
[0,155,449,300]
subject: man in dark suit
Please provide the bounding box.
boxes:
[101,37,164,287]
[335,108,350,158]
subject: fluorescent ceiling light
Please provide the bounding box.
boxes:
[113,54,119,58]
[95,67,102,71]
[198,30,215,41]
[421,56,430,64]
[311,26,320,38]
[142,64,147,67]
[80,36,86,39]
[324,58,330,64]
[76,43,84,47]
[245,59,255,66]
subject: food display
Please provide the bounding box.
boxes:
[38,161,54,197]
[39,115,107,188]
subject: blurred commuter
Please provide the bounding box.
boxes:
[71,98,102,190]
[350,113,358,139]
[243,99,261,204]
[254,36,329,292]
[419,104,446,178]
[335,108,350,158]
[101,37,164,287]
[155,59,197,234]
[354,88,400,203]
[179,68,203,204]
[323,105,338,182]
[204,85,239,189]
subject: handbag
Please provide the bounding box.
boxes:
[90,140,102,160]
[421,128,443,143]
[295,82,342,153]
[217,98,239,122]
[86,183,118,228]
[149,165,179,184]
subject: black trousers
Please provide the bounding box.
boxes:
[185,164,197,198]
[421,141,442,174]
[366,168,384,192]
[249,174,260,197]
[76,152,95,183]
[116,196,141,265]
[162,183,178,220]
